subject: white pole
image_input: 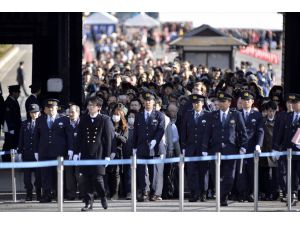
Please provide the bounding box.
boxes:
[131,154,137,212]
[215,152,221,212]
[57,157,64,212]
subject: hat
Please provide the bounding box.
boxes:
[217,92,233,101]
[126,89,136,97]
[142,91,155,101]
[240,90,255,100]
[44,98,59,107]
[28,104,40,113]
[190,94,205,103]
[287,93,300,103]
[8,85,20,93]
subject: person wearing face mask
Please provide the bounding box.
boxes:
[106,104,128,200]
[123,110,137,199]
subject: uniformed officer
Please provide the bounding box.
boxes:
[132,91,165,202]
[25,83,41,119]
[235,91,264,202]
[18,104,41,201]
[73,96,114,211]
[202,92,248,206]
[33,98,73,203]
[2,85,21,162]
[181,94,210,202]
[274,93,300,206]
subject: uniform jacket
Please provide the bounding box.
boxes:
[202,109,248,155]
[18,119,36,161]
[181,110,210,156]
[239,109,264,152]
[133,110,165,157]
[33,114,73,159]
[3,96,21,133]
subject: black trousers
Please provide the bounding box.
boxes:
[65,166,78,198]
[291,160,300,195]
[186,161,209,196]
[82,173,106,205]
[23,167,41,191]
[2,132,19,162]
[235,159,254,196]
[137,156,154,194]
[40,157,57,195]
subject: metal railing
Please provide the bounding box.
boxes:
[0,148,299,212]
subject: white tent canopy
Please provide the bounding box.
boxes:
[83,12,118,25]
[124,12,160,27]
[159,13,283,30]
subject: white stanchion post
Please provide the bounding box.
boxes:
[254,150,259,212]
[11,149,17,202]
[287,148,292,211]
[215,152,221,212]
[131,154,137,212]
[179,154,185,212]
[57,157,64,212]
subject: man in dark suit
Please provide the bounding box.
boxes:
[18,104,41,201]
[25,83,41,119]
[181,94,210,202]
[2,85,22,162]
[235,91,264,202]
[73,96,114,211]
[33,98,73,203]
[202,92,248,206]
[275,93,300,206]
[16,61,29,96]
[132,91,165,202]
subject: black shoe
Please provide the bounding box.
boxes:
[36,190,41,201]
[26,195,32,201]
[81,204,93,211]
[248,194,254,202]
[189,195,199,202]
[221,200,228,206]
[101,197,108,209]
[39,195,52,203]
[200,192,207,202]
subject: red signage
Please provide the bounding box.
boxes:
[239,45,280,65]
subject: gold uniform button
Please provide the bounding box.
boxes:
[87,141,90,143]
[93,141,95,143]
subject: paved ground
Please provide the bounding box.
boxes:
[0,198,299,212]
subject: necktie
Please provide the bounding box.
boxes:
[49,118,53,128]
[245,112,249,122]
[146,112,150,124]
[222,112,226,127]
[195,112,200,123]
[31,121,35,134]
[294,114,299,124]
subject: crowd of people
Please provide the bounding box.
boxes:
[0,29,299,212]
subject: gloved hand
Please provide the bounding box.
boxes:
[296,144,300,150]
[18,154,22,162]
[132,148,137,156]
[160,154,164,159]
[110,152,116,160]
[104,157,110,167]
[73,154,79,161]
[10,149,18,154]
[202,152,208,156]
[255,145,261,153]
[34,153,39,161]
[149,140,157,150]
[68,150,74,160]
[9,130,15,135]
[182,149,186,156]
[78,153,81,160]
[239,148,246,155]
[272,150,280,161]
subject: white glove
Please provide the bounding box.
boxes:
[10,149,18,154]
[78,153,81,160]
[73,154,79,161]
[202,152,208,156]
[182,149,186,156]
[110,152,116,160]
[296,144,300,150]
[18,154,22,162]
[68,150,74,160]
[34,153,39,161]
[9,130,15,135]
[255,145,261,153]
[132,148,137,156]
[272,150,280,161]
[105,157,110,167]
[149,140,157,150]
[160,154,164,159]
[239,148,246,154]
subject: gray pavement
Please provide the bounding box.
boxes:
[0,199,299,212]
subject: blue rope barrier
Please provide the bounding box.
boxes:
[0,160,58,169]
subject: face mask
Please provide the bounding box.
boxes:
[128,117,135,125]
[112,115,121,123]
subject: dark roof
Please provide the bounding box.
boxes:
[170,24,246,47]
